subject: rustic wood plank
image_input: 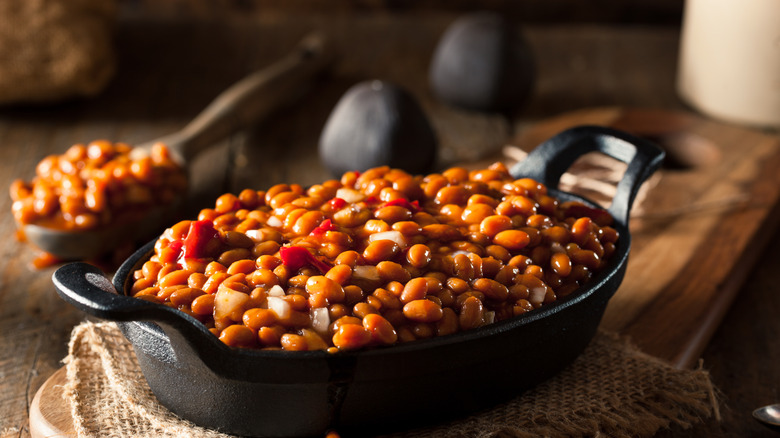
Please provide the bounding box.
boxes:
[1,4,776,437]
[512,107,780,369]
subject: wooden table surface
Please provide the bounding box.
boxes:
[1,3,779,437]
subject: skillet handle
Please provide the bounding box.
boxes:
[509,125,665,227]
[54,262,257,377]
[53,262,162,321]
[53,262,222,350]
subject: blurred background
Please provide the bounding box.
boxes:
[2,1,780,437]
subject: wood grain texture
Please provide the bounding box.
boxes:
[513,107,780,368]
[2,3,778,437]
[28,368,72,438]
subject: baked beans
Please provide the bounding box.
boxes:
[131,162,618,351]
[10,141,187,231]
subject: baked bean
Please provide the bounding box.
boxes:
[461,203,494,225]
[442,166,469,184]
[376,261,411,283]
[328,304,350,321]
[472,278,509,301]
[446,277,470,295]
[14,142,186,232]
[372,288,402,310]
[603,242,616,259]
[406,244,432,268]
[570,249,601,270]
[422,224,462,242]
[306,276,345,307]
[258,325,285,347]
[343,285,365,304]
[425,276,444,294]
[224,231,254,249]
[411,323,434,339]
[402,299,443,323]
[423,175,448,199]
[392,221,422,236]
[141,260,162,280]
[159,269,191,289]
[334,250,360,267]
[550,253,572,276]
[571,217,594,245]
[252,241,281,258]
[362,240,400,264]
[400,277,429,303]
[131,163,618,351]
[325,264,352,285]
[219,325,256,348]
[280,333,309,351]
[542,226,570,244]
[451,253,475,281]
[293,210,326,235]
[353,302,378,319]
[332,206,371,228]
[362,219,391,235]
[479,215,512,237]
[246,268,279,288]
[436,308,458,336]
[301,329,329,350]
[374,205,412,223]
[169,287,205,307]
[493,230,530,251]
[524,265,545,279]
[191,294,215,315]
[227,259,256,276]
[377,187,405,202]
[459,296,484,330]
[332,324,372,350]
[362,313,398,345]
[218,248,252,267]
[134,285,159,297]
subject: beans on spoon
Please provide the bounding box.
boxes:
[10,32,334,263]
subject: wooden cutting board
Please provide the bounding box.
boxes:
[28,107,780,436]
[511,107,780,368]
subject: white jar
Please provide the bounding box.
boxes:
[677,0,780,128]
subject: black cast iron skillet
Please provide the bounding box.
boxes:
[53,125,664,437]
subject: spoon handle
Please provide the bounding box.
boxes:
[139,32,335,164]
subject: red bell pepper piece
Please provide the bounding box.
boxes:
[159,240,183,264]
[329,197,347,210]
[182,220,221,259]
[382,199,422,213]
[310,219,337,236]
[279,246,331,274]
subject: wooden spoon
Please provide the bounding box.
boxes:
[21,32,334,260]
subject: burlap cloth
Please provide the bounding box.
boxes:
[0,0,116,105]
[62,321,719,438]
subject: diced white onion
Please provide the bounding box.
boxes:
[267,296,291,320]
[353,265,380,281]
[266,216,282,228]
[368,230,406,248]
[312,307,330,336]
[213,287,250,321]
[529,287,546,305]
[335,188,365,203]
[484,311,496,325]
[267,285,285,297]
[245,229,262,242]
